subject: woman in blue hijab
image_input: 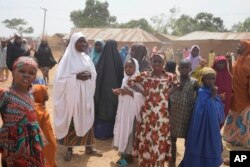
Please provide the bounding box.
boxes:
[90,39,105,66]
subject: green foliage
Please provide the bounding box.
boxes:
[2,18,34,35]
[195,12,226,32]
[171,12,226,36]
[70,0,116,28]
[119,18,155,33]
[231,17,250,32]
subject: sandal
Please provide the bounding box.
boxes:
[116,158,128,167]
[63,150,73,161]
[85,149,103,157]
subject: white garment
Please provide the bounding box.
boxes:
[53,32,96,139]
[0,47,7,68]
[113,58,145,152]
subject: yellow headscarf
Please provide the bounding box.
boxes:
[200,67,216,79]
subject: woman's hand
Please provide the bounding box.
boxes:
[76,71,91,81]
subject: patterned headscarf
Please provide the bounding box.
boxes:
[200,67,216,78]
[13,56,38,71]
[152,52,165,61]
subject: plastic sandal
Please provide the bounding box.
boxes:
[116,158,128,167]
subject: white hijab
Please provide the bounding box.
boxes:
[53,32,96,139]
[113,58,145,152]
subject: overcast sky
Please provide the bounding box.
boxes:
[0,0,249,37]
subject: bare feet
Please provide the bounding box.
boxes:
[223,158,230,166]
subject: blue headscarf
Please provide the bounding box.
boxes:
[119,46,128,64]
[90,39,105,66]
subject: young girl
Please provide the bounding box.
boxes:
[112,58,144,166]
[33,84,57,167]
[180,67,225,167]
[168,59,199,166]
[0,56,45,167]
[213,55,232,118]
[128,52,177,167]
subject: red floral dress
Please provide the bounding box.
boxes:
[128,71,175,167]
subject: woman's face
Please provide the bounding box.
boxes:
[151,55,164,72]
[13,64,37,89]
[95,41,102,53]
[75,37,87,52]
[236,43,245,55]
[191,47,199,57]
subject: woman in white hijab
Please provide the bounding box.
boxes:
[53,32,102,161]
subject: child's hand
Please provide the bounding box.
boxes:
[211,86,218,98]
[220,92,226,101]
[112,88,121,95]
[142,90,149,97]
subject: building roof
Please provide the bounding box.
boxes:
[63,28,161,43]
[176,31,250,41]
[154,33,178,40]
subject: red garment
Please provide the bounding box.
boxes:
[213,56,232,117]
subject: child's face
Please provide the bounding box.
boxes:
[215,60,226,70]
[202,73,216,87]
[151,55,164,72]
[124,62,136,76]
[13,64,37,89]
[178,64,191,77]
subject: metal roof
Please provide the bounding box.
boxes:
[63,28,161,43]
[176,31,250,40]
[154,33,178,40]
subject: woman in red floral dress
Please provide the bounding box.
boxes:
[128,52,177,167]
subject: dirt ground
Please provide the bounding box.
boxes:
[0,50,228,167]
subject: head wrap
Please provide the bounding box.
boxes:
[13,56,38,71]
[152,52,165,61]
[239,40,250,56]
[200,67,216,79]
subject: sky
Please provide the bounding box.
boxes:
[0,0,249,37]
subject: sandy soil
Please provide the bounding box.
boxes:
[0,50,228,167]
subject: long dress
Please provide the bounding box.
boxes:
[94,40,124,139]
[223,41,250,147]
[113,58,145,153]
[53,32,96,146]
[213,56,232,118]
[33,84,57,167]
[128,71,175,167]
[180,86,225,167]
[0,88,45,167]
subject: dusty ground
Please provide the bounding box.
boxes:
[0,50,228,167]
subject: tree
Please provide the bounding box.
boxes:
[119,18,155,33]
[195,12,226,32]
[70,0,116,28]
[150,7,180,34]
[150,14,168,34]
[2,18,34,35]
[171,15,197,36]
[231,17,250,32]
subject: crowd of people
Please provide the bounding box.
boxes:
[0,32,250,167]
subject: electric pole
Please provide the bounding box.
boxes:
[40,7,47,38]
